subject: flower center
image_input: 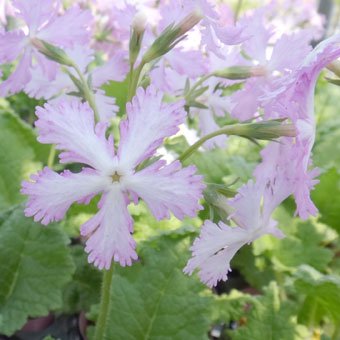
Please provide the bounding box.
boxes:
[111,171,122,183]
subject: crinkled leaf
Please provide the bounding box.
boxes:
[210,290,255,325]
[230,282,303,340]
[0,111,48,211]
[312,168,340,232]
[62,246,102,313]
[271,221,333,272]
[232,245,276,289]
[102,232,212,340]
[0,206,75,336]
[293,265,340,325]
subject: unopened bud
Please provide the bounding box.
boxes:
[327,60,340,78]
[213,66,267,80]
[129,12,147,66]
[31,38,74,67]
[132,11,147,33]
[142,10,202,64]
[237,120,297,140]
[204,184,236,223]
[176,9,203,36]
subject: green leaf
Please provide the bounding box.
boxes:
[232,245,276,290]
[102,233,213,340]
[293,265,340,326]
[210,290,255,325]
[102,79,129,115]
[271,221,333,272]
[314,78,340,169]
[312,168,340,232]
[0,111,48,211]
[62,246,102,313]
[230,282,304,340]
[0,206,75,336]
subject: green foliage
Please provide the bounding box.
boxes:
[0,206,75,336]
[102,232,213,340]
[102,79,129,115]
[210,290,255,325]
[62,246,102,313]
[312,168,340,232]
[293,266,340,326]
[270,221,333,272]
[230,282,306,340]
[0,110,48,211]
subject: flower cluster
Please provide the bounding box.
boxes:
[1,0,340,286]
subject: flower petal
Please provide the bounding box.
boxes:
[21,167,109,225]
[184,220,249,288]
[35,100,115,173]
[0,49,32,96]
[37,6,92,47]
[118,86,186,168]
[228,180,262,230]
[126,160,204,220]
[81,187,138,269]
[91,51,129,87]
[0,30,26,63]
[13,0,56,32]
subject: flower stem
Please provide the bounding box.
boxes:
[127,61,145,102]
[47,145,56,168]
[94,264,115,340]
[178,120,296,162]
[72,64,101,122]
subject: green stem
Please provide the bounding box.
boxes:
[47,145,56,168]
[127,61,145,102]
[94,264,115,340]
[185,74,212,100]
[178,124,250,162]
[178,120,296,162]
[234,0,243,22]
[72,64,101,122]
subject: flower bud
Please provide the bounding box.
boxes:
[327,60,340,78]
[31,38,74,67]
[237,120,297,140]
[176,9,203,36]
[129,11,147,65]
[142,10,202,63]
[213,66,267,80]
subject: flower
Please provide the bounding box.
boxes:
[21,86,204,269]
[0,0,92,96]
[25,45,128,121]
[184,180,284,287]
[257,34,340,219]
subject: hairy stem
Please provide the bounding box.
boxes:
[94,264,114,340]
[72,64,101,122]
[47,145,56,168]
[178,120,296,162]
[127,61,145,102]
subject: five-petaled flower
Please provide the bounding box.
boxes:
[21,86,205,269]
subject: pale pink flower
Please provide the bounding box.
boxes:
[22,86,204,269]
[25,46,128,121]
[184,180,284,287]
[0,0,92,96]
[230,30,312,121]
[257,34,340,219]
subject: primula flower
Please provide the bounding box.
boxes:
[257,34,340,219]
[0,0,92,96]
[230,30,312,121]
[184,180,284,287]
[21,86,204,269]
[25,45,128,121]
